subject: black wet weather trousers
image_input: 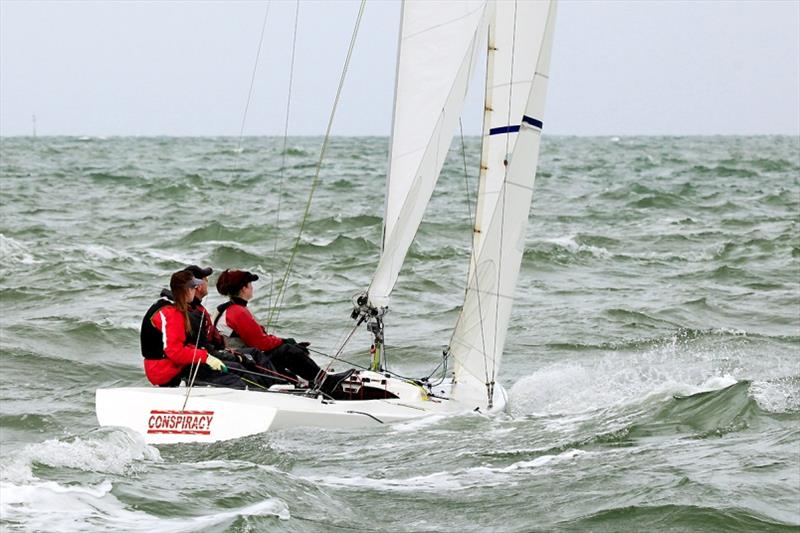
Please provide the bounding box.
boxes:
[258,343,323,384]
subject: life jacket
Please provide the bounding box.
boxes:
[140,289,173,360]
[187,298,212,349]
[214,298,247,349]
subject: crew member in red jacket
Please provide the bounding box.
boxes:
[214,269,354,394]
[141,270,243,388]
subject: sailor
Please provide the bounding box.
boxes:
[140,270,246,388]
[214,269,354,394]
[182,264,280,387]
[183,264,226,351]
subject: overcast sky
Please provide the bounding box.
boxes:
[1,0,798,136]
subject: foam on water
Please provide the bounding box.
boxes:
[0,235,39,267]
[509,353,740,418]
[1,479,288,532]
[308,449,589,493]
[0,428,160,483]
[750,377,800,413]
[542,234,612,258]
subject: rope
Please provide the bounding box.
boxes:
[309,319,364,394]
[445,119,490,382]
[268,0,301,327]
[267,0,367,327]
[182,310,206,411]
[236,1,272,152]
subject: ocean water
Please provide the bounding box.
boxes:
[0,135,798,531]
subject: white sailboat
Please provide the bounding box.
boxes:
[96,0,557,444]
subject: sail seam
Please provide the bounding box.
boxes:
[402,4,486,40]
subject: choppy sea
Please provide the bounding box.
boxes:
[0,135,798,531]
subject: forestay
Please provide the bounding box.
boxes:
[369,0,491,308]
[450,0,557,405]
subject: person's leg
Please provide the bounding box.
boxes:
[263,343,323,383]
[261,344,355,394]
[191,363,248,390]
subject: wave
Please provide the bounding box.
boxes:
[182,222,257,244]
[562,504,798,530]
[303,214,382,232]
[298,234,375,255]
[0,234,39,266]
[0,429,290,530]
[306,448,589,493]
[688,164,760,178]
[522,235,612,265]
[86,172,140,183]
[636,380,760,438]
[538,327,782,353]
[208,245,265,265]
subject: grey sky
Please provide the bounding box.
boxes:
[1,0,798,136]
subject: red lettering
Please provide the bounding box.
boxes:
[146,410,215,435]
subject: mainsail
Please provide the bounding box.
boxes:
[450,0,557,405]
[368,0,491,308]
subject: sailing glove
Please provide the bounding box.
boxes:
[205,354,228,372]
[238,351,257,369]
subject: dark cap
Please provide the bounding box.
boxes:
[216,269,259,296]
[184,265,213,278]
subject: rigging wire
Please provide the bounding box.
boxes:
[182,311,206,411]
[267,0,367,328]
[236,1,272,153]
[267,0,301,330]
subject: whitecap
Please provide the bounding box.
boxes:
[0,478,289,532]
[542,235,612,258]
[307,449,588,493]
[0,428,161,484]
[750,378,800,413]
[0,234,38,266]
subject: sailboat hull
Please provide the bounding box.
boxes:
[95,372,507,444]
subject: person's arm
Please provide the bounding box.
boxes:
[151,307,209,366]
[226,305,283,351]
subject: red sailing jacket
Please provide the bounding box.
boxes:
[215,298,283,352]
[144,304,209,385]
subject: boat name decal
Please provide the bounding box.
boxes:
[147,410,214,435]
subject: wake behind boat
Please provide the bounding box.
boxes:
[96,0,556,443]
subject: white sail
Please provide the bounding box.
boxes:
[451,0,557,406]
[369,0,491,308]
[472,0,552,268]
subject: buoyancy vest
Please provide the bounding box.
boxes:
[214,298,247,349]
[188,298,210,349]
[140,290,173,360]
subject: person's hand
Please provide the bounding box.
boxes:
[239,351,257,369]
[206,354,228,372]
[298,341,310,348]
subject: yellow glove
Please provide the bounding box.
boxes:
[205,354,228,373]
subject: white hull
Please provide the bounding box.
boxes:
[96,371,507,444]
